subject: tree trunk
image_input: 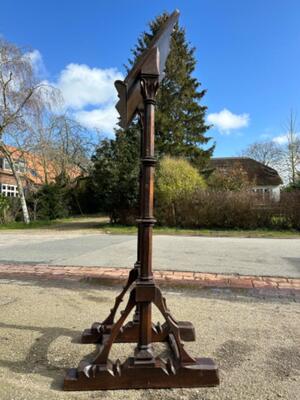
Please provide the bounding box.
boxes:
[14,171,30,224]
[171,202,177,226]
[8,157,30,224]
[33,198,39,221]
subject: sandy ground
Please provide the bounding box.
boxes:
[0,278,299,400]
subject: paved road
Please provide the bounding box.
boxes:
[0,231,299,277]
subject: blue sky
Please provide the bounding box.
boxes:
[2,0,300,156]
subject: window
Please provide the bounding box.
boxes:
[3,158,26,173]
[0,184,18,197]
[30,168,38,177]
[253,188,264,194]
[3,159,11,170]
[16,161,26,173]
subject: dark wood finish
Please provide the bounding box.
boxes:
[115,10,179,129]
[82,320,195,344]
[64,357,218,391]
[80,105,195,346]
[64,10,219,390]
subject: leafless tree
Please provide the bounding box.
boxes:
[30,112,96,183]
[240,112,300,185]
[240,140,282,167]
[283,111,300,184]
[0,38,59,223]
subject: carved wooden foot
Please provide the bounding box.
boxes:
[64,356,219,390]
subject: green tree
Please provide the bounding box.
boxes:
[35,183,69,220]
[92,128,140,223]
[92,12,213,221]
[128,12,214,167]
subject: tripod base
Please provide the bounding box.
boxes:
[64,357,219,390]
[81,320,195,344]
[64,285,219,391]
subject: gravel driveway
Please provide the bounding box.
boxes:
[0,277,299,399]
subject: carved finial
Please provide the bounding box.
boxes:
[140,75,159,104]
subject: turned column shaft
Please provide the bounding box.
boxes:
[135,74,159,360]
[139,75,157,281]
[135,110,145,271]
[132,111,144,324]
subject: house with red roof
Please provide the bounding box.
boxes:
[0,146,81,197]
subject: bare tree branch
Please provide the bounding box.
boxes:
[0,38,61,223]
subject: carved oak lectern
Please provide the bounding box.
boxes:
[64,10,219,390]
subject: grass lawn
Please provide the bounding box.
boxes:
[0,220,56,229]
[0,215,299,238]
[99,223,300,238]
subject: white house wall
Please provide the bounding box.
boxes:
[252,185,281,201]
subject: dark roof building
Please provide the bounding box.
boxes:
[209,157,283,201]
[210,157,283,186]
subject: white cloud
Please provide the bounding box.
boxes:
[272,132,300,145]
[75,105,119,134]
[272,134,288,145]
[56,63,123,110]
[17,48,123,135]
[25,49,46,76]
[207,108,249,133]
[48,63,123,135]
[26,49,42,65]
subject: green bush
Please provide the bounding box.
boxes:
[156,156,206,225]
[63,177,99,216]
[0,195,10,223]
[35,184,69,220]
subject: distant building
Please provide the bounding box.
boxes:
[209,157,283,201]
[0,147,80,197]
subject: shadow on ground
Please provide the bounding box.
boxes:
[0,321,100,391]
[47,216,109,231]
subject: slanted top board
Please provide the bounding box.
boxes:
[115,10,179,129]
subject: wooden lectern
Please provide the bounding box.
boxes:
[64,10,219,390]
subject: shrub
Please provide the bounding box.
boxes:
[35,184,69,220]
[157,189,274,229]
[155,156,206,225]
[0,195,10,223]
[207,162,253,191]
[63,177,99,216]
[279,191,300,230]
[155,189,300,231]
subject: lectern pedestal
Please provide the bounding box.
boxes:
[63,10,219,391]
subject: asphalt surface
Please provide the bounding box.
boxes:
[0,277,299,400]
[0,231,299,277]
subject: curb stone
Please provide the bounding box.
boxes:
[0,263,299,297]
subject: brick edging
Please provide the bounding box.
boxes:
[0,264,299,295]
